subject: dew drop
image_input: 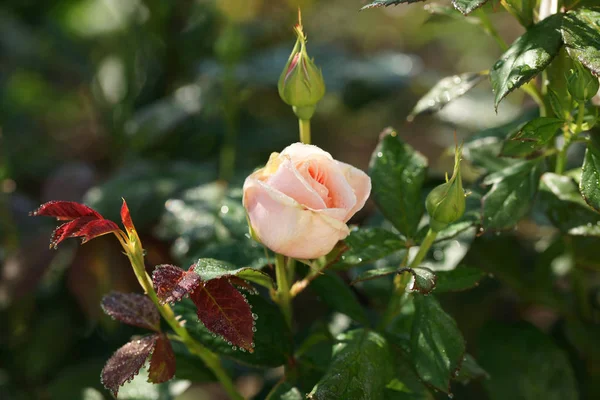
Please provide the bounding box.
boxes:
[232,346,237,351]
[252,313,258,320]
[240,348,246,352]
[252,326,257,332]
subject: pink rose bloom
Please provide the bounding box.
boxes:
[243,143,371,259]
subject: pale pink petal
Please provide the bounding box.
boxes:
[243,177,349,259]
[336,161,371,221]
[266,158,327,210]
[280,143,333,163]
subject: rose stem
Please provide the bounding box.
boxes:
[275,253,293,328]
[120,232,244,400]
[299,118,311,144]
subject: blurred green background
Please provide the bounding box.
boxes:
[0,0,570,399]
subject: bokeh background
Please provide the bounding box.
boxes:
[0,0,577,399]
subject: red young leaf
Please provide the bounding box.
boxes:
[79,219,120,243]
[152,265,201,304]
[30,200,102,220]
[148,334,176,384]
[101,334,158,397]
[101,292,160,332]
[228,276,259,295]
[191,277,254,352]
[121,199,135,236]
[50,216,96,249]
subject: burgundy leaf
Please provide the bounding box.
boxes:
[148,334,176,384]
[121,199,135,236]
[101,334,158,397]
[152,265,201,304]
[50,216,96,249]
[191,278,254,352]
[228,276,259,294]
[30,200,102,220]
[101,292,160,332]
[78,219,120,243]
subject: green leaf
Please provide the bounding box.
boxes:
[539,173,600,235]
[369,130,428,239]
[360,0,426,11]
[562,8,600,76]
[580,133,600,213]
[308,329,394,400]
[267,382,304,400]
[478,322,578,400]
[177,294,293,367]
[385,350,434,399]
[451,0,490,15]
[408,72,486,120]
[482,160,542,230]
[435,266,487,292]
[490,14,563,109]
[334,227,406,269]
[500,117,563,158]
[309,270,368,324]
[411,295,466,393]
[454,354,489,384]
[192,258,274,289]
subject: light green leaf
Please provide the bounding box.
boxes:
[411,295,466,393]
[490,14,563,109]
[500,117,563,158]
[369,130,428,239]
[562,8,600,76]
[478,322,578,400]
[267,382,304,400]
[502,0,534,27]
[540,173,600,235]
[408,72,486,120]
[435,266,487,292]
[580,133,600,213]
[334,227,406,269]
[351,267,436,295]
[482,160,542,230]
[451,0,490,15]
[192,258,274,289]
[308,330,393,400]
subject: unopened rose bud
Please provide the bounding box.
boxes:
[426,145,466,232]
[567,61,599,103]
[278,13,326,120]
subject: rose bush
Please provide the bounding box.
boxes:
[243,143,371,259]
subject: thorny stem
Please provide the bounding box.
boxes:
[299,118,311,144]
[275,253,293,328]
[120,232,244,400]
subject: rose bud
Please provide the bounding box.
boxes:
[243,143,371,259]
[567,61,599,103]
[425,144,466,232]
[277,15,326,121]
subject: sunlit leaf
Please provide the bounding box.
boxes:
[148,334,176,384]
[451,0,490,16]
[562,8,600,76]
[193,258,274,289]
[101,292,160,332]
[369,129,428,239]
[333,227,405,269]
[152,264,201,305]
[490,14,563,109]
[408,72,485,120]
[351,267,436,295]
[121,199,135,236]
[101,335,157,397]
[360,0,426,11]
[500,117,563,158]
[50,216,96,248]
[580,133,600,213]
[482,160,542,230]
[78,219,120,243]
[191,277,254,352]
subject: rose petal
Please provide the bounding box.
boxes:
[280,143,333,162]
[243,177,349,259]
[336,161,372,221]
[265,158,327,210]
